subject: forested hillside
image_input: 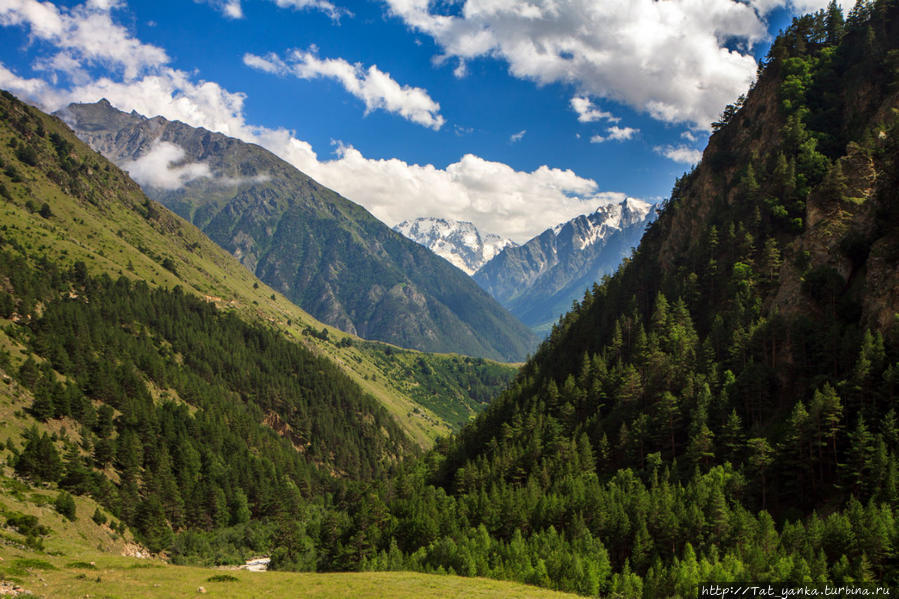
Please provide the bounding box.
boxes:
[0,88,513,569]
[327,2,899,595]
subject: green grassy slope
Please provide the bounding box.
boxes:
[0,90,515,449]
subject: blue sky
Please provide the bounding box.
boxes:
[0,0,834,242]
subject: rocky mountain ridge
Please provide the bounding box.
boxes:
[393,217,517,275]
[473,197,655,332]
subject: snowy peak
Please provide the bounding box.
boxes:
[552,198,653,250]
[474,197,656,332]
[394,218,517,275]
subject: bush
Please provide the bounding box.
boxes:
[15,144,37,166]
[6,513,50,537]
[54,490,77,521]
[92,507,107,526]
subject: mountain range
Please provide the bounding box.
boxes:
[2,2,898,597]
[57,100,536,361]
[473,198,655,332]
[393,217,516,275]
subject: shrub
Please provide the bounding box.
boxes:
[92,508,107,526]
[54,490,77,521]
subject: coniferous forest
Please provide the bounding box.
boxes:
[1,1,899,597]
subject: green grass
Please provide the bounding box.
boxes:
[1,556,584,599]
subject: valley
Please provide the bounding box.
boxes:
[1,0,899,597]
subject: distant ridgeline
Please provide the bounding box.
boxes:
[473,198,656,334]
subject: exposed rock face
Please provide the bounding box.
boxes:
[474,198,655,332]
[394,217,516,276]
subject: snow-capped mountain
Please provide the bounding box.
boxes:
[394,218,517,275]
[474,198,656,333]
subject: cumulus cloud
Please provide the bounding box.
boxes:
[244,50,445,130]
[304,145,612,243]
[0,0,639,242]
[200,0,348,20]
[0,0,168,80]
[0,63,56,99]
[382,0,837,130]
[121,142,211,190]
[570,96,619,123]
[655,144,704,165]
[1,59,616,240]
[509,129,526,143]
[590,126,639,143]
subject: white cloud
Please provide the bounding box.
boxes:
[244,49,445,130]
[121,141,211,190]
[303,145,612,243]
[655,144,703,165]
[382,0,825,130]
[200,0,348,20]
[570,96,619,123]
[509,129,525,143]
[590,126,639,143]
[0,0,640,243]
[0,63,56,99]
[1,61,618,241]
[222,0,243,18]
[0,0,168,80]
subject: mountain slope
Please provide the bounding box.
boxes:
[57,101,536,361]
[336,4,899,596]
[474,198,655,331]
[0,91,517,450]
[0,88,424,563]
[393,217,516,275]
[0,89,524,574]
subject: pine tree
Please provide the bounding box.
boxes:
[747,437,774,509]
[843,415,874,496]
[687,424,716,470]
[825,0,846,44]
[54,491,77,521]
[15,428,63,483]
[720,410,745,464]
